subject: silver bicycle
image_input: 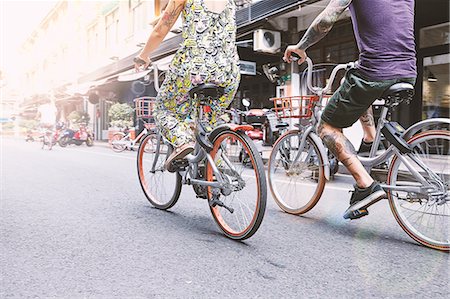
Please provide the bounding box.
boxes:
[135,80,267,240]
[268,57,450,251]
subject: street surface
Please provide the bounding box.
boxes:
[1,138,449,298]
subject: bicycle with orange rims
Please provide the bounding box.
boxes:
[135,84,267,240]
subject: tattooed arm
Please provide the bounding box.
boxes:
[284,0,352,64]
[135,0,186,68]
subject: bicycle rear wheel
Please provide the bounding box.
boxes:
[110,133,126,152]
[137,133,181,210]
[268,130,325,214]
[387,130,450,251]
[206,130,266,240]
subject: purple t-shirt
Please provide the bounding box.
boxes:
[349,0,417,80]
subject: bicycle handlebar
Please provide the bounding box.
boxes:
[291,54,357,96]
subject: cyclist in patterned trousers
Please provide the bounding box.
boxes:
[134,0,240,172]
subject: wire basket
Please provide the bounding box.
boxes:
[135,97,156,121]
[270,96,320,119]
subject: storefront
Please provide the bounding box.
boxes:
[75,0,449,140]
[415,0,449,126]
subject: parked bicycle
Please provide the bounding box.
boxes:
[268,57,450,251]
[39,123,64,150]
[135,79,267,240]
[110,98,157,153]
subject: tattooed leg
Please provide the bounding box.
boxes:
[318,120,374,188]
[359,107,376,142]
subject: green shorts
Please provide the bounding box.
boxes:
[321,69,416,128]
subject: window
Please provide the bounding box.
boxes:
[422,53,450,120]
[105,8,120,49]
[131,0,147,34]
[87,24,99,60]
[420,23,450,49]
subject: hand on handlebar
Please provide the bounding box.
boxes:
[283,46,306,65]
[134,55,151,72]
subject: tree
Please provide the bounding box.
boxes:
[68,111,90,124]
[108,103,133,128]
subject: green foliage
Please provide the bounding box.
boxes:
[1,122,14,130]
[68,111,90,124]
[108,103,133,128]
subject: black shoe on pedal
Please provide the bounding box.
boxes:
[343,182,386,220]
[357,140,385,157]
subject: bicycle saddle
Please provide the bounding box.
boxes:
[189,83,225,101]
[381,82,414,107]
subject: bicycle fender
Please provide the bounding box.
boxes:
[403,118,450,140]
[309,132,331,180]
[209,124,254,142]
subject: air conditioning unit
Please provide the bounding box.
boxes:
[253,29,281,53]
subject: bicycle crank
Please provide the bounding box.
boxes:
[209,194,234,213]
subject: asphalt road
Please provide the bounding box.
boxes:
[1,138,448,298]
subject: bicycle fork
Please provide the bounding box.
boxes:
[288,126,332,180]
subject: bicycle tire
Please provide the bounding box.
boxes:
[137,133,182,210]
[86,137,94,147]
[110,133,126,152]
[206,130,267,240]
[58,136,68,147]
[268,130,326,214]
[387,130,450,251]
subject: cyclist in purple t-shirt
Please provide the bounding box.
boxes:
[284,0,417,219]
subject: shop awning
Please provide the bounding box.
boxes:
[66,78,109,95]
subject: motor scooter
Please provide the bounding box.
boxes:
[238,99,265,166]
[59,123,94,147]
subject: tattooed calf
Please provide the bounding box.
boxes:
[359,107,375,127]
[318,122,356,168]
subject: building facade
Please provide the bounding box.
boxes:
[19,0,449,140]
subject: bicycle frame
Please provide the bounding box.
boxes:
[148,103,240,195]
[289,58,446,196]
[113,127,149,149]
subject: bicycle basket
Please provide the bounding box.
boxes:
[270,96,320,119]
[135,97,156,121]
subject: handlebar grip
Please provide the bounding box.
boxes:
[290,52,301,61]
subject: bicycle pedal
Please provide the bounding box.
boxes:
[343,208,369,220]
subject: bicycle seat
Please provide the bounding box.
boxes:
[189,84,224,102]
[381,82,414,107]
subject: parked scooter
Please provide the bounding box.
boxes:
[262,110,281,146]
[238,99,265,166]
[59,123,94,147]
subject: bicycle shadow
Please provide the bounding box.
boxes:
[131,203,252,247]
[279,210,425,250]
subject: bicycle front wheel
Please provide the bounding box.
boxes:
[137,133,182,210]
[268,130,326,214]
[387,130,450,251]
[207,130,267,240]
[110,133,126,152]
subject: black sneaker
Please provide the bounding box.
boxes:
[357,140,373,156]
[357,139,386,157]
[357,140,388,169]
[343,182,386,220]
